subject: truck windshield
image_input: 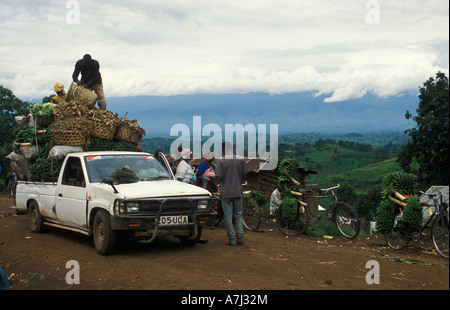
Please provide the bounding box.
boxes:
[85,155,172,183]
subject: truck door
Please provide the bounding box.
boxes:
[155,151,175,179]
[55,157,88,229]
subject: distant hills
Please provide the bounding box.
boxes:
[106,91,419,136]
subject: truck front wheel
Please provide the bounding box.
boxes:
[93,210,117,255]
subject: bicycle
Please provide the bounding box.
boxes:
[210,185,262,231]
[276,184,360,239]
[384,189,449,259]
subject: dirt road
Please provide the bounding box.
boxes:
[1,193,448,293]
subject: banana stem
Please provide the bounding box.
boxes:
[283,167,301,186]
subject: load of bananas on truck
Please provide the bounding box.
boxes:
[8,99,146,182]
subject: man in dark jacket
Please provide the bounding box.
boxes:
[72,54,107,109]
[215,142,249,246]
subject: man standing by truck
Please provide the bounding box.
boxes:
[72,54,107,110]
[215,142,249,246]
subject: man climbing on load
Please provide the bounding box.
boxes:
[72,54,107,110]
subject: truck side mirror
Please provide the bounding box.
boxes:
[103,177,119,193]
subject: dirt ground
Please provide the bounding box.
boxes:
[1,193,448,293]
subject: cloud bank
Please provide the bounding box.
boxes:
[0,0,448,101]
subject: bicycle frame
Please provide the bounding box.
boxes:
[301,185,340,225]
[421,206,436,231]
[276,169,360,238]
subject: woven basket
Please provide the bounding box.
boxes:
[66,83,98,108]
[36,115,55,128]
[114,125,141,144]
[52,130,85,146]
[89,117,116,140]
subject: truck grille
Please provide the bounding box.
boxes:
[140,198,195,214]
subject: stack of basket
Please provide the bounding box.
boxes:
[52,129,86,146]
[27,86,146,147]
[88,110,118,140]
[51,100,93,146]
[114,112,146,144]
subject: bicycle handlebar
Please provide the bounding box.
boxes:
[427,191,443,197]
[427,191,446,205]
[319,184,340,193]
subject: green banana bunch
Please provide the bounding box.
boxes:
[382,171,418,197]
[277,158,302,197]
[377,171,422,234]
[281,197,298,220]
[29,157,61,182]
[402,196,423,232]
[375,199,398,234]
[14,126,36,144]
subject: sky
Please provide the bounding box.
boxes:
[0,0,449,102]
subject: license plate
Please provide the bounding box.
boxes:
[159,215,189,226]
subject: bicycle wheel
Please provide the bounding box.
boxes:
[431,212,449,259]
[243,197,261,231]
[276,203,308,236]
[211,199,223,226]
[334,202,360,239]
[384,227,408,250]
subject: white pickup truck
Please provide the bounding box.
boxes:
[14,151,215,255]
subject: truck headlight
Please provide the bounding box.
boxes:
[115,200,140,214]
[125,202,140,213]
[197,200,209,210]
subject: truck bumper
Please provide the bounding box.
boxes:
[110,196,216,241]
[110,212,216,232]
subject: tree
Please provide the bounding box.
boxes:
[0,86,30,180]
[336,182,358,206]
[398,72,449,186]
[0,86,30,148]
[42,94,54,103]
[355,186,381,221]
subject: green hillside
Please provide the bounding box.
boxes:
[308,158,402,194]
[140,133,406,196]
[279,140,401,193]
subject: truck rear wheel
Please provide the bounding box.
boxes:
[28,201,45,233]
[93,210,117,255]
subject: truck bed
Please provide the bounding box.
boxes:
[15,181,57,213]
